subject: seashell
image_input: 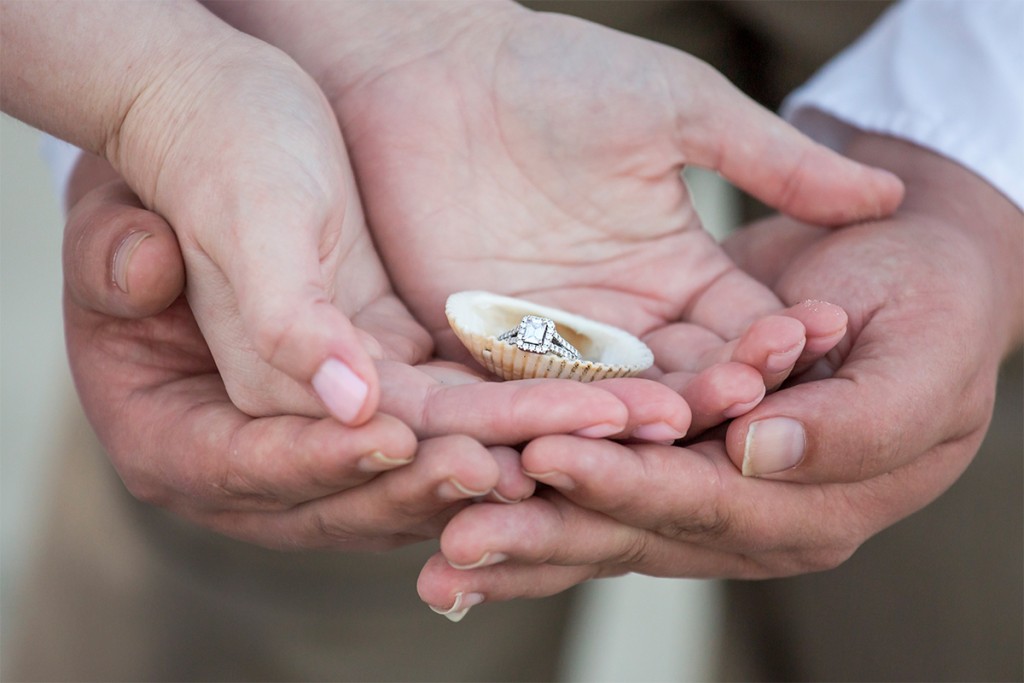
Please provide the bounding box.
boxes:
[445,290,654,382]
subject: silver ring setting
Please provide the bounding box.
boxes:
[496,315,582,361]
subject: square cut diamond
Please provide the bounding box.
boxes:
[521,316,549,344]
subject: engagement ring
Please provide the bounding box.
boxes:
[496,315,582,360]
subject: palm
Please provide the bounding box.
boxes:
[335,13,766,359]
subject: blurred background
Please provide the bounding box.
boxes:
[1,114,72,646]
[2,2,1021,681]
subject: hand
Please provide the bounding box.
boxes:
[207,0,902,435]
[63,156,691,548]
[414,133,1022,615]
[4,0,391,425]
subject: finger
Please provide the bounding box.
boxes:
[421,435,974,613]
[203,208,381,426]
[587,378,690,442]
[660,362,766,435]
[486,446,536,504]
[646,323,725,373]
[649,304,845,393]
[106,377,420,514]
[198,411,420,510]
[728,316,805,390]
[516,430,949,570]
[647,316,806,389]
[725,338,987,482]
[673,57,905,225]
[418,552,597,620]
[378,361,632,444]
[438,496,638,570]
[63,180,185,318]
[238,279,379,427]
[518,437,836,549]
[255,435,501,551]
[679,260,788,340]
[435,494,754,581]
[777,300,848,376]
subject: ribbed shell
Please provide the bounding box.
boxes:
[446,291,653,382]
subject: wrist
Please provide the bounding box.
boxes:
[845,132,1024,354]
[204,0,523,94]
[1,1,235,159]
[110,30,307,206]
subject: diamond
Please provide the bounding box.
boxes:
[521,316,549,344]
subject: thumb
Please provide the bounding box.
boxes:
[191,209,381,427]
[722,335,984,484]
[673,59,905,225]
[63,180,185,319]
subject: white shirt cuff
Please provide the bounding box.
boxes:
[782,0,1024,211]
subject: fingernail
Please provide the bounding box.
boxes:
[490,490,525,504]
[429,592,486,623]
[448,552,508,570]
[111,231,152,294]
[357,450,414,473]
[437,479,491,501]
[723,387,767,419]
[742,417,806,476]
[573,423,621,439]
[630,422,685,443]
[524,470,576,490]
[312,358,368,424]
[765,341,806,373]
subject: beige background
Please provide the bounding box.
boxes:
[1,114,72,630]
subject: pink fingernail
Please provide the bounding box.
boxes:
[723,387,767,419]
[631,422,686,443]
[437,479,491,501]
[524,470,576,490]
[356,451,413,473]
[742,417,806,476]
[573,423,621,439]
[111,231,151,294]
[448,552,509,570]
[312,358,368,424]
[765,342,805,373]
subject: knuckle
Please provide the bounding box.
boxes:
[618,529,654,568]
[311,510,358,547]
[250,297,334,374]
[796,544,858,573]
[222,375,275,419]
[657,509,731,542]
[210,470,287,512]
[118,469,168,507]
[252,311,302,368]
[107,451,169,507]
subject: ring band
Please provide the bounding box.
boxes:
[496,315,582,361]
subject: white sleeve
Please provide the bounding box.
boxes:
[782,0,1024,210]
[39,134,84,212]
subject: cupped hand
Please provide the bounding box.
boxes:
[314,2,897,425]
[64,156,690,548]
[100,30,396,425]
[415,133,1022,615]
[198,0,899,440]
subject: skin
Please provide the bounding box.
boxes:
[207,0,898,424]
[3,0,389,425]
[415,133,1024,617]
[49,0,897,550]
[63,156,696,549]
[45,0,925,569]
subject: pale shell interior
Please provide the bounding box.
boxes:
[446,290,653,380]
